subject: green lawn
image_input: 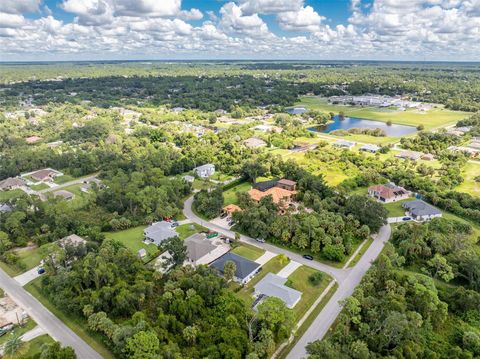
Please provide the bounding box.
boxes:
[0,318,37,346]
[209,172,234,182]
[286,266,332,320]
[236,255,289,305]
[456,162,480,197]
[223,181,251,205]
[59,184,85,197]
[382,198,411,217]
[25,278,114,359]
[297,96,469,129]
[53,175,75,184]
[30,183,49,191]
[103,226,159,261]
[176,223,206,240]
[192,179,216,191]
[231,243,265,261]
[16,245,44,270]
[23,334,55,357]
[0,189,25,202]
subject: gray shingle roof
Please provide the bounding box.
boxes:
[210,252,260,280]
[185,233,216,262]
[144,222,178,245]
[254,273,302,308]
[402,200,442,217]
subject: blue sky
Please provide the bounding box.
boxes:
[1,0,479,61]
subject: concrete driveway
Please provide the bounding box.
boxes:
[14,267,42,286]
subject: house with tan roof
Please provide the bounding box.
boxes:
[29,168,62,182]
[0,177,26,191]
[368,183,409,203]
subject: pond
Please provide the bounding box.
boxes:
[308,115,417,137]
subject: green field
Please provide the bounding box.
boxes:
[25,278,114,359]
[103,226,159,261]
[223,181,251,205]
[231,243,265,260]
[30,183,49,191]
[53,175,75,184]
[456,162,480,197]
[297,96,468,129]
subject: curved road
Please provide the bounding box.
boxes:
[183,196,391,358]
[0,269,102,359]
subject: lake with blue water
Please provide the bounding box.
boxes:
[308,115,417,137]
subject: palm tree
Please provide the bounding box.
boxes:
[3,333,29,359]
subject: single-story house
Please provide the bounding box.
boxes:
[183,175,195,183]
[368,183,409,203]
[402,200,442,221]
[333,140,355,150]
[243,137,267,149]
[144,221,178,245]
[0,177,26,191]
[395,150,422,161]
[29,168,61,182]
[286,107,307,115]
[58,234,87,248]
[254,273,302,309]
[360,144,380,153]
[210,252,261,284]
[0,204,12,213]
[193,164,215,179]
[184,233,229,266]
[276,179,297,192]
[53,190,75,201]
[252,125,283,133]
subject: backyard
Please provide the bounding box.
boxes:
[223,181,251,206]
[103,226,159,261]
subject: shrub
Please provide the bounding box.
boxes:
[308,272,324,286]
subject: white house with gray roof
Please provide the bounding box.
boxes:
[402,200,442,221]
[184,233,229,266]
[144,221,178,245]
[254,273,302,309]
[193,164,215,179]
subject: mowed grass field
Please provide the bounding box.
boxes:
[456,162,480,197]
[297,96,469,129]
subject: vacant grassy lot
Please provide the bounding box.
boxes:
[286,266,332,320]
[59,183,85,197]
[236,255,289,305]
[176,223,206,240]
[231,243,265,261]
[30,183,49,191]
[297,97,468,129]
[25,278,114,359]
[456,162,480,197]
[103,226,159,260]
[53,174,75,184]
[223,181,251,205]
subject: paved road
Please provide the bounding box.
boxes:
[183,195,391,359]
[183,197,346,282]
[37,175,98,194]
[286,224,391,359]
[0,269,102,359]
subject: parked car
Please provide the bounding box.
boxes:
[302,254,314,260]
[402,217,412,221]
[228,220,235,226]
[37,267,45,275]
[220,212,228,219]
[171,222,179,228]
[207,232,218,239]
[255,238,266,243]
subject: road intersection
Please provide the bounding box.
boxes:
[183,195,391,359]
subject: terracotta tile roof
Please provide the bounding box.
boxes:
[248,187,295,204]
[223,204,241,214]
[368,184,407,200]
